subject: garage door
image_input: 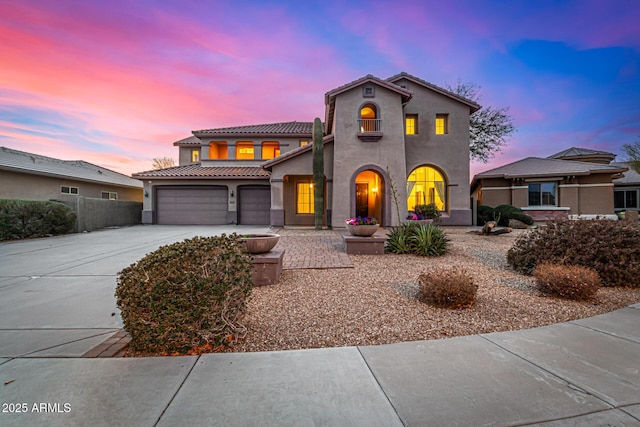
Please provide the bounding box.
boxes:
[238,186,271,225]
[156,186,228,225]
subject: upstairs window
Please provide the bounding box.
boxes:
[406,114,418,135]
[235,142,255,160]
[435,114,449,135]
[191,149,200,162]
[61,186,79,195]
[359,103,380,132]
[209,142,228,159]
[528,182,557,206]
[261,141,281,160]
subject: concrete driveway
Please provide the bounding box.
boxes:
[1,225,640,426]
[0,225,270,358]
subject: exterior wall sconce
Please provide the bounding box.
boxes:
[230,189,235,197]
[371,187,378,193]
[144,190,149,198]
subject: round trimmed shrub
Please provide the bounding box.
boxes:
[507,220,640,287]
[115,234,253,354]
[417,267,477,308]
[494,204,533,226]
[533,263,601,300]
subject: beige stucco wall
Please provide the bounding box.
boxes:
[0,170,142,202]
[477,174,616,217]
[330,86,407,227]
[397,77,472,224]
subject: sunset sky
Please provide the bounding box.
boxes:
[1,0,639,178]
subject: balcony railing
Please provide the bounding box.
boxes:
[358,119,381,132]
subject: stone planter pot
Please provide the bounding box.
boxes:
[241,234,280,254]
[409,219,434,225]
[346,224,379,237]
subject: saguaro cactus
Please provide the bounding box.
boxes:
[312,117,324,230]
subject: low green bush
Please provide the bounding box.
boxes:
[477,205,495,226]
[493,205,534,226]
[115,234,253,355]
[507,220,640,287]
[385,222,449,256]
[533,263,601,300]
[417,267,477,308]
[0,199,76,240]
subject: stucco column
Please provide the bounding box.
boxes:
[270,179,284,226]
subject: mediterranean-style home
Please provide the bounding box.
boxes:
[0,146,142,202]
[470,147,631,222]
[134,72,480,227]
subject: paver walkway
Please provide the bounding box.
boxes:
[273,228,353,269]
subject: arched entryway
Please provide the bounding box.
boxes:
[353,169,384,223]
[407,165,447,212]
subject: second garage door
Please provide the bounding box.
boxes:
[238,186,271,225]
[156,186,228,225]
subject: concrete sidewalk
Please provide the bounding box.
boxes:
[1,226,639,426]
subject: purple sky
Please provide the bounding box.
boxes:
[1,0,638,178]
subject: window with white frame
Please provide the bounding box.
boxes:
[528,182,556,206]
[61,186,79,195]
[101,192,118,200]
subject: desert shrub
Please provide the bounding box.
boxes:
[417,267,477,308]
[115,234,253,354]
[507,220,640,287]
[0,199,76,240]
[493,204,534,226]
[477,205,495,226]
[385,222,449,256]
[533,263,601,300]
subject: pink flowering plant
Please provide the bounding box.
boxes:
[345,216,379,225]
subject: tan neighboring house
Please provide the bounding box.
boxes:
[0,146,142,202]
[612,161,640,214]
[471,147,629,222]
[134,72,480,227]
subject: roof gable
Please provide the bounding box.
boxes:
[386,72,481,113]
[547,146,616,163]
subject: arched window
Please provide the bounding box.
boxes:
[407,166,446,211]
[359,103,379,132]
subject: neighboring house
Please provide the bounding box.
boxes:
[612,161,640,213]
[471,147,629,222]
[134,72,480,227]
[0,146,143,202]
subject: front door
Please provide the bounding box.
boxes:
[356,183,368,218]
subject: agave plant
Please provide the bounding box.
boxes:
[385,222,448,257]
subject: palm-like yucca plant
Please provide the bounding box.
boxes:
[385,223,448,256]
[410,223,449,256]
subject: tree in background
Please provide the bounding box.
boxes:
[447,81,516,163]
[312,118,324,230]
[152,157,175,170]
[622,138,640,173]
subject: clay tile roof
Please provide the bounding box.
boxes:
[173,136,201,146]
[193,121,314,137]
[132,164,270,179]
[324,74,412,101]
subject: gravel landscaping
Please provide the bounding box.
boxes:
[234,227,640,353]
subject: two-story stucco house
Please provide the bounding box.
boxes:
[133,72,480,227]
